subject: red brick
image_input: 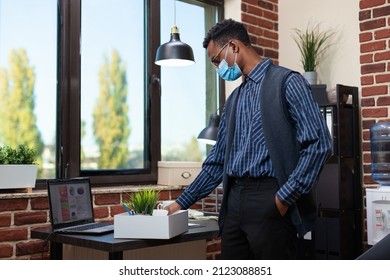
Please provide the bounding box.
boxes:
[360,0,385,10]
[362,85,388,96]
[376,73,390,83]
[0,244,13,258]
[0,199,28,212]
[360,10,372,21]
[377,96,390,106]
[158,190,171,200]
[258,0,275,11]
[361,62,386,74]
[94,206,109,219]
[362,142,371,151]
[247,25,263,36]
[31,197,49,210]
[0,213,11,228]
[362,108,388,118]
[264,29,278,40]
[361,75,374,85]
[360,18,386,32]
[375,28,390,39]
[242,13,258,26]
[170,190,184,199]
[247,4,263,17]
[257,18,275,31]
[363,152,371,163]
[360,41,387,54]
[364,175,376,185]
[363,119,376,129]
[363,130,371,141]
[16,240,46,256]
[0,228,28,242]
[373,5,390,17]
[263,10,278,22]
[360,32,373,42]
[94,193,120,205]
[14,211,47,226]
[375,50,390,61]
[242,0,259,6]
[361,97,375,107]
[360,53,373,64]
[111,205,126,216]
[264,48,278,60]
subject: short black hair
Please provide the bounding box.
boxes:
[203,18,251,49]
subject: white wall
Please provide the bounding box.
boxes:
[279,0,360,90]
[222,0,360,95]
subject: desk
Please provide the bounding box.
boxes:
[31,220,219,260]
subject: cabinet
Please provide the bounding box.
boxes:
[309,84,362,259]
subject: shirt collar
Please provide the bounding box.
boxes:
[245,58,272,84]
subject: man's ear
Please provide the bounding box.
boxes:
[229,40,240,53]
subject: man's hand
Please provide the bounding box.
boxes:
[275,195,288,216]
[165,201,182,215]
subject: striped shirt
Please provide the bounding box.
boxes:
[177,58,332,209]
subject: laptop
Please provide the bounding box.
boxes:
[47,177,114,235]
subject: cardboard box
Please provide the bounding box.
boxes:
[114,210,188,239]
[158,161,202,186]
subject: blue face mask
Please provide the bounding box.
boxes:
[216,51,242,81]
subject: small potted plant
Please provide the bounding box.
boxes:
[292,22,336,84]
[122,188,160,215]
[0,144,38,190]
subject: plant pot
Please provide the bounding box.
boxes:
[303,71,318,85]
[0,164,38,189]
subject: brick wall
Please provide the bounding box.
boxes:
[360,0,390,247]
[0,188,221,260]
[360,0,390,190]
[241,0,279,64]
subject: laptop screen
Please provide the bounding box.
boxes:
[47,178,95,230]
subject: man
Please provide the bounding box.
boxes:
[166,19,332,259]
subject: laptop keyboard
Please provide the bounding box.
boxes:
[70,222,112,231]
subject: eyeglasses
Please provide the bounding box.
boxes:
[210,42,230,68]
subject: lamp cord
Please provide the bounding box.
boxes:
[173,0,176,26]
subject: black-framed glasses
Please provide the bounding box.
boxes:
[210,42,229,68]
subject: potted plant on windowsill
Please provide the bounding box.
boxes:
[0,144,38,190]
[292,23,336,85]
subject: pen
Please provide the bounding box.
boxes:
[122,203,133,215]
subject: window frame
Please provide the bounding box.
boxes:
[34,0,224,189]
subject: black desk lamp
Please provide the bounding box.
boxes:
[197,113,220,145]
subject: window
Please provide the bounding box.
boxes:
[0,0,57,179]
[160,0,223,162]
[0,0,223,188]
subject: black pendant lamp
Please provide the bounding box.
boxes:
[197,113,220,145]
[155,0,195,67]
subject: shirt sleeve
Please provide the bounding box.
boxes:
[275,74,332,206]
[176,109,227,209]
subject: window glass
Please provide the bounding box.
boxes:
[0,0,57,178]
[160,0,219,162]
[80,0,145,171]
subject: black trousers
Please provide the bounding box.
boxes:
[221,177,297,260]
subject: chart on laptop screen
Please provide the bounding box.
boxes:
[50,182,93,224]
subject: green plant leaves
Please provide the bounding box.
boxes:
[0,144,37,164]
[292,23,335,72]
[122,188,160,215]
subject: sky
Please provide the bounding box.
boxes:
[0,0,207,156]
